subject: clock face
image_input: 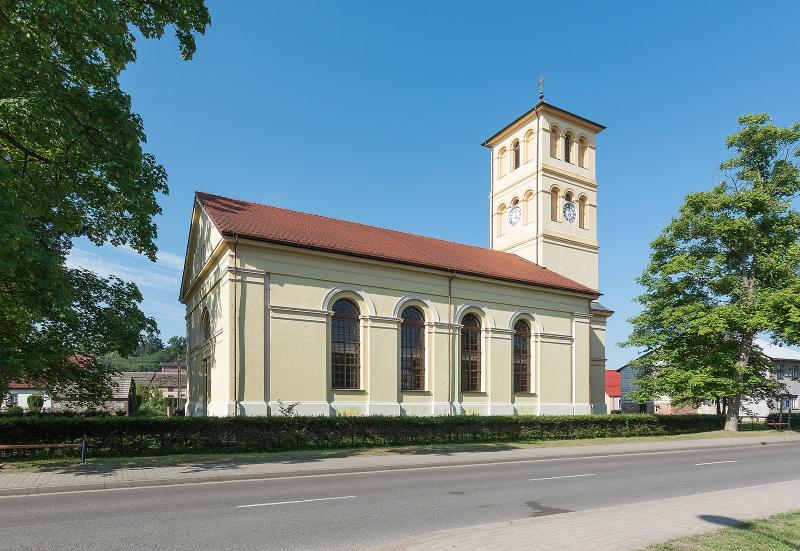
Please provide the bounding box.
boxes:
[563,201,577,223]
[507,205,522,227]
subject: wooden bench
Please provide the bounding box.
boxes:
[0,437,87,463]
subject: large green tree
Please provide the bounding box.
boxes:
[0,1,209,405]
[624,114,800,431]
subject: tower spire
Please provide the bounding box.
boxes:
[537,74,546,100]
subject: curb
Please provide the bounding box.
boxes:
[2,436,798,498]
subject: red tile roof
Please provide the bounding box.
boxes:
[605,370,621,397]
[7,381,42,390]
[196,192,596,296]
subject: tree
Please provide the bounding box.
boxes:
[164,336,187,362]
[0,1,210,405]
[624,114,800,431]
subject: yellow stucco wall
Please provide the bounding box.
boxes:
[181,228,608,416]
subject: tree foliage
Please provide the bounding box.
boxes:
[102,335,186,372]
[624,114,800,430]
[0,1,209,404]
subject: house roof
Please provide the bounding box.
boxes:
[755,338,800,361]
[7,381,42,390]
[605,370,621,397]
[195,192,597,296]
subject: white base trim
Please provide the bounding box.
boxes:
[190,400,602,417]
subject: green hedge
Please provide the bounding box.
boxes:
[0,414,726,460]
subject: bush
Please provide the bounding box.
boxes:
[3,405,24,417]
[0,414,726,460]
[27,394,44,412]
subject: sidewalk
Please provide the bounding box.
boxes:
[1,432,798,497]
[380,479,800,551]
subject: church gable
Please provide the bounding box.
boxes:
[179,198,225,301]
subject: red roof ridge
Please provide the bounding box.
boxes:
[197,191,518,262]
[195,191,596,296]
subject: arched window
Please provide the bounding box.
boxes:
[523,190,534,225]
[331,298,360,389]
[549,126,559,158]
[511,140,520,170]
[564,133,573,163]
[201,309,211,342]
[550,186,560,222]
[497,147,508,178]
[579,195,588,229]
[460,313,482,392]
[496,203,506,236]
[578,137,588,168]
[400,306,425,391]
[524,129,535,163]
[513,319,531,393]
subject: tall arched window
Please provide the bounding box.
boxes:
[496,204,507,236]
[400,306,425,391]
[523,190,534,225]
[331,298,360,389]
[564,133,573,163]
[513,319,531,393]
[549,126,560,158]
[579,195,588,229]
[497,147,508,178]
[550,186,560,221]
[201,309,211,342]
[511,140,520,170]
[524,129,535,163]
[578,137,588,168]
[460,313,482,392]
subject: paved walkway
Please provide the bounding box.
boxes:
[380,479,800,550]
[1,432,798,497]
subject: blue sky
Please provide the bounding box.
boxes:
[68,1,800,368]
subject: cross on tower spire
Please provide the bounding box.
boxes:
[537,74,546,100]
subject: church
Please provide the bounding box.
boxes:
[179,98,612,417]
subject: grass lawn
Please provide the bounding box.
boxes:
[641,510,800,550]
[0,429,791,473]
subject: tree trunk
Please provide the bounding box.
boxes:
[725,331,756,432]
[725,394,741,431]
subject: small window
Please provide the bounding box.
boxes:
[460,313,482,392]
[550,186,560,221]
[513,319,531,393]
[331,298,361,389]
[579,196,588,229]
[497,148,508,178]
[549,127,559,158]
[400,306,426,391]
[564,133,573,163]
[201,309,211,342]
[524,129,535,163]
[578,138,588,168]
[511,140,520,170]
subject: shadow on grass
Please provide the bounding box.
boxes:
[699,514,799,549]
[1,442,526,476]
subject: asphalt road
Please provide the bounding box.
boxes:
[2,442,799,551]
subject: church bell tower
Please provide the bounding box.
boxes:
[482,96,605,290]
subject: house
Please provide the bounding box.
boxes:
[1,382,51,411]
[604,370,621,413]
[179,99,613,417]
[619,338,800,416]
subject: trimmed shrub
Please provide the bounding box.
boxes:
[0,414,726,460]
[27,394,44,413]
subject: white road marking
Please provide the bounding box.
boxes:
[237,495,356,508]
[528,473,596,482]
[695,460,737,466]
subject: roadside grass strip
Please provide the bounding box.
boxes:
[640,510,800,551]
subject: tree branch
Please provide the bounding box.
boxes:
[0,129,52,164]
